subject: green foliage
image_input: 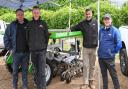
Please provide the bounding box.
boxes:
[40,10,54,28]
[120,4,128,26]
[0,7,14,16]
[39,0,97,11]
[24,11,32,20]
[0,12,15,22]
[41,7,84,29]
[100,1,121,27]
[0,1,128,28]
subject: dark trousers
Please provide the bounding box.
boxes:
[99,58,120,89]
[12,52,29,89]
[31,50,46,89]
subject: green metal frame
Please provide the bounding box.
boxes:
[5,31,82,74]
[50,31,82,39]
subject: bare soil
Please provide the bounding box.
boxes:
[0,58,128,89]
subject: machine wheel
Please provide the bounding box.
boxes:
[32,59,53,86]
[65,72,71,84]
[6,64,13,73]
[60,72,66,81]
[6,64,22,74]
[119,48,128,76]
[51,61,58,77]
[45,59,53,85]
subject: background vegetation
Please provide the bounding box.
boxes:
[0,0,128,28]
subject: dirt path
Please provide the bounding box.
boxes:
[0,59,128,89]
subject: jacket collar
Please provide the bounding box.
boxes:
[103,25,112,31]
[15,18,28,24]
[32,16,41,22]
[85,18,92,22]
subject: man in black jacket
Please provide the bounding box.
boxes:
[70,8,98,89]
[26,6,49,89]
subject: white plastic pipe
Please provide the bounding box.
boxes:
[97,0,100,89]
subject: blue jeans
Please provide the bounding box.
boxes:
[12,52,29,89]
[31,50,46,89]
[99,58,120,89]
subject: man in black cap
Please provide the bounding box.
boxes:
[98,13,122,89]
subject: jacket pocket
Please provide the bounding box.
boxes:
[107,48,115,57]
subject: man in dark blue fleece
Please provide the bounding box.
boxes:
[98,14,122,89]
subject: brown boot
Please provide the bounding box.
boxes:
[80,84,90,89]
[89,80,95,89]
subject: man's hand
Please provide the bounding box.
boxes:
[66,28,71,32]
[0,48,8,56]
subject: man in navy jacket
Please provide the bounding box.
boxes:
[98,14,122,89]
[4,9,29,89]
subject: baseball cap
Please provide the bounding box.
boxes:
[103,13,111,19]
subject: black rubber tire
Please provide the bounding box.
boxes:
[46,59,53,85]
[32,59,53,86]
[119,48,128,76]
[6,59,53,86]
[65,73,71,84]
[33,59,53,86]
[6,64,13,74]
[60,72,65,81]
[50,60,58,78]
[6,64,22,74]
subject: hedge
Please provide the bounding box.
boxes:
[0,1,128,28]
